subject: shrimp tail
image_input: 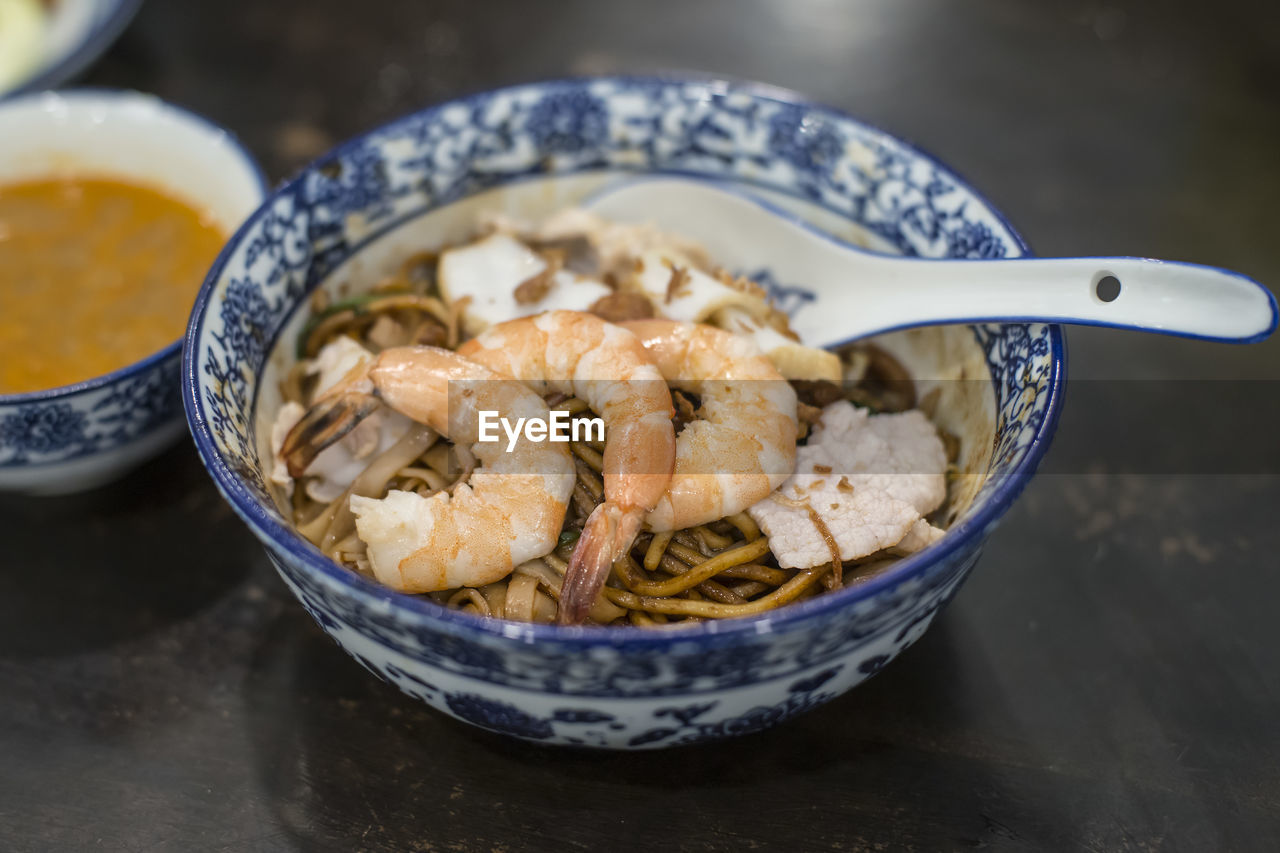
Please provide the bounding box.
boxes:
[281,391,381,478]
[559,502,642,625]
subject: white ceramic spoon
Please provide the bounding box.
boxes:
[584,178,1277,349]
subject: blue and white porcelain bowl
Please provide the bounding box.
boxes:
[183,76,1065,748]
[0,89,266,494]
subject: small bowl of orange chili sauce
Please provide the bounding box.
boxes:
[0,89,266,493]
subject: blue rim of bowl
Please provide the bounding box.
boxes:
[0,87,269,409]
[183,73,1067,647]
[3,0,144,99]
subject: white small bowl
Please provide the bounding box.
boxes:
[0,89,266,494]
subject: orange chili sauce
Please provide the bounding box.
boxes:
[0,176,227,394]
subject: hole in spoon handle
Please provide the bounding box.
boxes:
[1094,272,1121,303]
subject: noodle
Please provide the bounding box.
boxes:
[570,441,604,473]
[692,579,748,605]
[727,580,771,598]
[602,561,831,619]
[397,466,449,492]
[279,218,946,626]
[571,482,597,519]
[573,459,604,502]
[726,512,761,541]
[504,573,541,622]
[617,537,771,597]
[446,295,470,349]
[692,525,734,551]
[717,563,791,585]
[446,588,492,617]
[643,531,673,571]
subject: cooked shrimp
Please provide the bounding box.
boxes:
[458,311,676,625]
[621,320,799,531]
[281,346,575,593]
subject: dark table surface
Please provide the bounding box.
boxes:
[3,1,1279,850]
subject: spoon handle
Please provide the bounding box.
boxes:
[802,253,1278,348]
